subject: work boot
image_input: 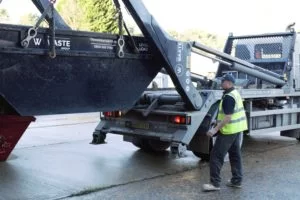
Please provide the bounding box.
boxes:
[202,183,220,191]
[226,180,242,188]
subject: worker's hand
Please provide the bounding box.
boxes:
[206,128,217,137]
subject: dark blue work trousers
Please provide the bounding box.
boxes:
[210,132,243,187]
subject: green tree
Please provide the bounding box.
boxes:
[18,13,47,27]
[19,13,38,25]
[56,0,88,30]
[79,0,119,33]
[168,29,225,51]
[0,8,9,23]
[56,0,119,33]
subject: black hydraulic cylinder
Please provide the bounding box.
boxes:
[193,41,283,79]
[192,41,286,86]
[231,63,286,86]
[160,68,208,84]
[140,93,182,105]
[158,95,182,104]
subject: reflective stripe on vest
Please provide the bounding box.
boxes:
[217,89,248,134]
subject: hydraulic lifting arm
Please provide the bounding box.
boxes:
[192,41,286,86]
[120,0,287,110]
[28,0,287,111]
[120,0,203,110]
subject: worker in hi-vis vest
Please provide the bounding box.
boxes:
[203,73,248,192]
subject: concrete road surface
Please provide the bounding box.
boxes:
[0,113,199,200]
[65,134,300,200]
[0,113,300,200]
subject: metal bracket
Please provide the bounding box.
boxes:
[117,35,125,58]
[171,143,187,157]
[142,98,158,117]
[90,130,107,145]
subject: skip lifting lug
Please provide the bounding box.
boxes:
[117,35,125,58]
[21,28,38,48]
[113,0,126,58]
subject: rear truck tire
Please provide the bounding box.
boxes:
[131,137,149,149]
[189,115,215,162]
[132,137,152,151]
[193,133,244,161]
[140,139,152,151]
[132,137,170,152]
[193,132,244,161]
[132,137,142,148]
[280,129,300,141]
[132,137,151,151]
[148,140,171,152]
[192,138,213,161]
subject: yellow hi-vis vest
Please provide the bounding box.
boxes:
[217,89,248,134]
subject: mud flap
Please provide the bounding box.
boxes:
[0,116,35,161]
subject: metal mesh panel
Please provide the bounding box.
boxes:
[217,33,295,87]
[226,35,293,62]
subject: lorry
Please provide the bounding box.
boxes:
[93,30,300,159]
[91,1,300,160]
[0,0,299,161]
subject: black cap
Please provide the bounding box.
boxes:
[221,74,235,84]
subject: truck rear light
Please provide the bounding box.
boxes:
[104,112,112,117]
[103,111,122,118]
[115,111,122,117]
[171,115,191,125]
